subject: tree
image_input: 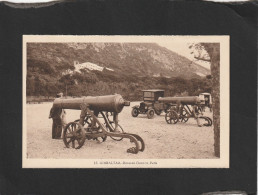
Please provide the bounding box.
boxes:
[34,76,47,96]
[190,43,220,157]
[59,74,75,96]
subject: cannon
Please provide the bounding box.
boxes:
[158,96,200,105]
[158,96,212,127]
[49,94,145,154]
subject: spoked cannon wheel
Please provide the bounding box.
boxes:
[63,122,86,149]
[165,110,178,124]
[180,108,189,123]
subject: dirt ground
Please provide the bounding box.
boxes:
[26,102,216,159]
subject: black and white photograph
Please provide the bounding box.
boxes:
[23,35,229,168]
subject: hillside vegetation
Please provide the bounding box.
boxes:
[26,43,211,100]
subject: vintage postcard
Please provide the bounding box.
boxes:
[22,35,229,168]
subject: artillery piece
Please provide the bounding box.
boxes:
[49,94,145,154]
[158,96,212,127]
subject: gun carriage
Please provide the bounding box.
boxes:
[49,94,145,154]
[158,96,212,127]
[131,90,170,119]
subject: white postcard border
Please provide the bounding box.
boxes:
[22,35,230,168]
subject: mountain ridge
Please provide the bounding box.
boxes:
[27,42,209,79]
[26,42,212,98]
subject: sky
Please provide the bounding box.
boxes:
[157,42,211,70]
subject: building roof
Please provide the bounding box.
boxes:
[142,89,165,92]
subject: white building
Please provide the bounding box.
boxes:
[74,61,114,72]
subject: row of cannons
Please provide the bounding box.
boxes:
[49,92,212,154]
[132,96,212,126]
[131,90,212,126]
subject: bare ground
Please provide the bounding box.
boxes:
[26,102,216,159]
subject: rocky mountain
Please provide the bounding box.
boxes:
[27,42,210,79]
[26,42,212,98]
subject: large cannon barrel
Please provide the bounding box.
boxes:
[53,94,130,113]
[158,96,201,105]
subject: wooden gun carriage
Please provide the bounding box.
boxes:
[50,94,145,154]
[158,96,212,127]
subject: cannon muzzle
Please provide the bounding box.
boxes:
[53,94,130,113]
[158,96,201,105]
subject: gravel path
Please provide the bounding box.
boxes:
[26,102,216,159]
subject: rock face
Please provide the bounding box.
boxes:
[27,42,210,78]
